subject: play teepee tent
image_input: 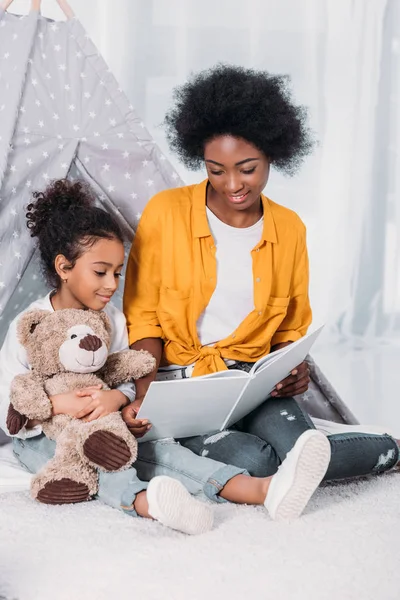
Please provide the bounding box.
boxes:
[0,0,183,341]
[0,0,359,440]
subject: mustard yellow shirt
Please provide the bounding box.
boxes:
[123,180,312,377]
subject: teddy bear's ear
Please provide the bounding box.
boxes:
[17,310,51,347]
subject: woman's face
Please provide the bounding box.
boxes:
[204,135,270,211]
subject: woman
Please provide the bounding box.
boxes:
[122,65,399,483]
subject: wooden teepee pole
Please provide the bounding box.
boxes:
[57,0,75,19]
[1,0,15,11]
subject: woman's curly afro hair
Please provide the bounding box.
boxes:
[26,179,123,288]
[164,64,314,175]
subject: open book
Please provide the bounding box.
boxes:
[137,326,323,442]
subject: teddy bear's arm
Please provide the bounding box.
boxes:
[6,404,28,436]
[9,373,53,422]
[100,350,156,388]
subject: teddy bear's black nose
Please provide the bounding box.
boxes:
[79,334,103,352]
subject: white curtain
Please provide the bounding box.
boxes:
[10,0,400,345]
[312,0,400,344]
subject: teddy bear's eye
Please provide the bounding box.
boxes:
[71,334,77,339]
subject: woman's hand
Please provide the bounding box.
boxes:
[74,389,129,422]
[50,386,103,417]
[121,398,151,438]
[271,360,310,398]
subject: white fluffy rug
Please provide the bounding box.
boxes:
[1,455,399,600]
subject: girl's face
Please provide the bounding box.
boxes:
[204,135,270,212]
[56,237,125,311]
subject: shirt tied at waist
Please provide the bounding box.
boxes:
[191,345,228,377]
[163,340,229,377]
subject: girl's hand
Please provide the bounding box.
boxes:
[50,386,102,417]
[271,360,310,398]
[75,389,128,422]
[121,398,151,438]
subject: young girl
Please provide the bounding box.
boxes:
[0,179,333,534]
[122,64,400,485]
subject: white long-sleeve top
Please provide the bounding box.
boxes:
[0,293,135,439]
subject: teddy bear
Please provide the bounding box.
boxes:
[6,308,156,505]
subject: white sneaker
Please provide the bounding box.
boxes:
[146,476,214,535]
[265,430,331,521]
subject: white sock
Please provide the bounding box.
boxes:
[146,476,214,535]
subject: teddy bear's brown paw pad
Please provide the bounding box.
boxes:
[37,478,91,505]
[6,403,27,435]
[83,431,132,471]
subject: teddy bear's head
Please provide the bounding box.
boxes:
[17,308,113,377]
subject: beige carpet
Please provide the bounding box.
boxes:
[0,465,399,600]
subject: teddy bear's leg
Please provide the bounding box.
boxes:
[43,414,73,440]
[75,412,138,472]
[31,429,98,505]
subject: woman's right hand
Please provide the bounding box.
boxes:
[50,385,102,417]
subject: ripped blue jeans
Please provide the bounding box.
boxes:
[180,397,399,480]
[13,436,247,516]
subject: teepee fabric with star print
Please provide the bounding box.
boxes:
[0,7,183,343]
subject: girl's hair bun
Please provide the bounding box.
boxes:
[26,179,93,237]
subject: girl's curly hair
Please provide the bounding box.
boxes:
[26,179,123,288]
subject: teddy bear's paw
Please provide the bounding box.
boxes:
[36,478,91,505]
[6,403,27,435]
[83,430,132,471]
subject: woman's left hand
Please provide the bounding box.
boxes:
[75,389,128,422]
[270,360,310,398]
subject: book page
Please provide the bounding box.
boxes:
[223,327,323,428]
[156,368,249,382]
[249,344,290,374]
[137,375,247,442]
[195,370,249,380]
